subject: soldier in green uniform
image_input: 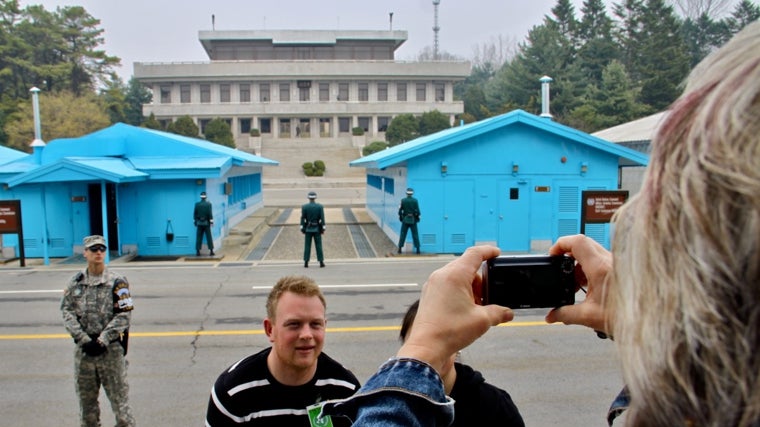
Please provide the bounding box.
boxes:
[61,235,135,427]
[300,191,326,268]
[398,187,421,254]
[194,191,214,256]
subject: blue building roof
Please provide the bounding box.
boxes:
[0,123,278,187]
[350,110,649,169]
[0,145,28,166]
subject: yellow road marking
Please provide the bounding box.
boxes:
[0,321,552,340]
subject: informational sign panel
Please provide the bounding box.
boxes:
[0,200,25,266]
[0,200,21,233]
[580,191,629,235]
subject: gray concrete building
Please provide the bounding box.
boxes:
[134,30,470,150]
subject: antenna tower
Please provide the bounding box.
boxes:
[432,0,440,60]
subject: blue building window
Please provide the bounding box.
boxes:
[227,174,262,204]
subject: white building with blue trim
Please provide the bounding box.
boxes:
[351,110,649,253]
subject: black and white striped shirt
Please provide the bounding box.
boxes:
[206,347,360,426]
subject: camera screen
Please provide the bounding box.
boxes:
[482,255,576,309]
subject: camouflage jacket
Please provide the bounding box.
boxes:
[60,267,134,345]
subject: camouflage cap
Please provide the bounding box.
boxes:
[83,235,107,249]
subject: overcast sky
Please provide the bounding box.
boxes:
[20,0,607,78]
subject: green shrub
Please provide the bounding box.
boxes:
[249,128,261,137]
[351,126,365,136]
[313,160,326,172]
[363,141,388,156]
[302,162,315,176]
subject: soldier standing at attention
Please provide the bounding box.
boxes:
[398,187,421,254]
[61,235,135,427]
[301,191,325,268]
[194,191,214,256]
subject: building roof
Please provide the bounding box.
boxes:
[592,111,668,144]
[199,30,408,54]
[0,145,28,166]
[0,123,278,187]
[351,110,650,170]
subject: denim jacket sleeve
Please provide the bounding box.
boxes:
[321,357,455,427]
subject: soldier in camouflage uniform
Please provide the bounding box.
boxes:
[61,235,135,427]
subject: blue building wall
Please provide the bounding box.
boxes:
[0,170,265,258]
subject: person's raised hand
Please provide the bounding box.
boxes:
[398,245,513,374]
[545,234,613,334]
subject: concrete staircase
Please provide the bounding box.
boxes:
[259,137,366,187]
[222,136,371,256]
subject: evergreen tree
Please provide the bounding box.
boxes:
[637,0,690,110]
[723,0,760,38]
[167,115,198,137]
[99,73,126,124]
[204,118,235,148]
[576,0,619,84]
[385,114,419,146]
[418,110,451,136]
[123,77,152,126]
[568,60,652,132]
[142,113,162,130]
[489,0,582,119]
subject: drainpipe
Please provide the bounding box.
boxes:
[539,76,553,119]
[29,87,46,164]
[30,87,50,265]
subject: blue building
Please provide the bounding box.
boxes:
[0,123,277,259]
[351,110,649,253]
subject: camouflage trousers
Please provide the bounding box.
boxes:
[74,342,135,427]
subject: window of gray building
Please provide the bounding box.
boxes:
[378,116,390,132]
[260,118,272,133]
[279,83,290,102]
[358,117,370,132]
[240,84,251,103]
[240,118,252,134]
[199,118,211,133]
[200,84,211,103]
[435,82,445,102]
[180,84,190,103]
[358,83,368,101]
[279,118,291,137]
[338,83,349,101]
[299,86,310,102]
[397,83,407,101]
[416,83,426,101]
[377,83,388,101]
[319,83,329,101]
[298,118,310,136]
[220,84,231,103]
[160,85,171,103]
[319,118,331,136]
[260,83,270,102]
[338,117,350,133]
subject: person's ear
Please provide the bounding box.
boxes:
[264,318,274,341]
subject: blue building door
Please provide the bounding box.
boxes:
[44,182,74,257]
[442,180,474,254]
[497,180,531,252]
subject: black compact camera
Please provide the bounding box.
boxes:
[481,255,577,309]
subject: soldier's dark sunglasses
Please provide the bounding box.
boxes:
[88,245,107,253]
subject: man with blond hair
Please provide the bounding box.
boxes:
[206,276,359,426]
